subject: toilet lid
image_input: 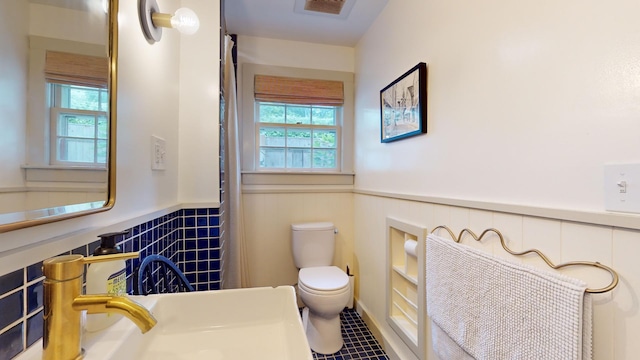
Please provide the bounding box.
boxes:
[299,266,349,291]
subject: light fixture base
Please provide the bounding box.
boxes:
[138,0,162,43]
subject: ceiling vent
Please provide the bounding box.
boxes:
[304,0,346,15]
[293,0,356,19]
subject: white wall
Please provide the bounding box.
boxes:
[243,192,354,288]
[353,0,640,359]
[108,0,181,216]
[29,4,106,45]
[236,36,356,288]
[236,35,355,73]
[354,0,640,213]
[0,0,220,270]
[0,1,28,189]
[178,0,220,205]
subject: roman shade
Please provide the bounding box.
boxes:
[254,75,344,106]
[44,51,109,88]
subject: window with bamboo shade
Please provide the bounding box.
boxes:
[254,75,344,106]
[44,51,109,88]
[254,75,344,171]
[45,51,109,166]
[241,63,355,182]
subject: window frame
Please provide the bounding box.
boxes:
[241,63,355,182]
[26,36,109,171]
[48,82,109,167]
[255,102,342,171]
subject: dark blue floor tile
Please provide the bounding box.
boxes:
[310,309,389,360]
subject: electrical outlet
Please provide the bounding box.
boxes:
[151,135,166,170]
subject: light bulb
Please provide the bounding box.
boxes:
[171,7,200,35]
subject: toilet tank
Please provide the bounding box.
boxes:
[291,222,336,268]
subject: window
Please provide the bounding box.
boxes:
[44,50,109,167]
[241,64,355,183]
[253,73,345,172]
[257,102,340,170]
[49,83,108,166]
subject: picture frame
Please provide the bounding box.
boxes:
[380,62,427,143]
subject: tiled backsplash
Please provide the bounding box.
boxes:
[0,207,221,359]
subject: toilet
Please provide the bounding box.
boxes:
[292,222,350,355]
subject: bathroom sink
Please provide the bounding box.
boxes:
[19,286,312,360]
[103,286,311,360]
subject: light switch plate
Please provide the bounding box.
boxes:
[604,163,640,213]
[151,135,166,170]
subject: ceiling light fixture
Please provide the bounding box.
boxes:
[138,0,200,43]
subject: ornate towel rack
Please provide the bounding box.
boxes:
[430,225,619,294]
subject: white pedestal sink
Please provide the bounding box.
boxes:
[19,286,312,360]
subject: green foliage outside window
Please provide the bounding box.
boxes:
[67,86,109,112]
[51,83,108,165]
[258,102,339,169]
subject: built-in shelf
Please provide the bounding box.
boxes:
[393,288,418,310]
[386,217,427,360]
[392,265,418,285]
[389,315,418,343]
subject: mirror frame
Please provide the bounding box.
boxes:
[0,0,118,233]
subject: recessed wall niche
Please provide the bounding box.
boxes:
[386,217,426,359]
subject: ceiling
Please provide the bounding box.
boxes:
[224,0,389,47]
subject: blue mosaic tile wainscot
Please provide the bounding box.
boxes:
[0,208,221,360]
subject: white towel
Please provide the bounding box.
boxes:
[431,321,475,360]
[426,233,593,360]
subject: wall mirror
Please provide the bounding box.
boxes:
[0,0,118,233]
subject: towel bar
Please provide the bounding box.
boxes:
[431,225,619,294]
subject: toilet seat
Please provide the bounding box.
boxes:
[299,266,349,295]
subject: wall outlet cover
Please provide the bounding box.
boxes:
[151,135,166,171]
[604,163,640,214]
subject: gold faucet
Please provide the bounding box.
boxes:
[42,252,157,360]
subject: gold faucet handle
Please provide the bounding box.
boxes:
[43,252,140,281]
[83,252,140,264]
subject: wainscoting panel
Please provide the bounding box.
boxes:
[242,192,354,289]
[353,193,640,360]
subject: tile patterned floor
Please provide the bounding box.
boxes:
[310,309,390,360]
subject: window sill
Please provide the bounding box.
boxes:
[241,171,354,186]
[21,165,107,184]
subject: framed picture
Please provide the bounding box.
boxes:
[380,62,427,143]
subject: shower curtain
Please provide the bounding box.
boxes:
[223,35,249,288]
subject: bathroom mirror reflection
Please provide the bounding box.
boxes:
[0,0,117,233]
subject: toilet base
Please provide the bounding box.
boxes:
[303,307,344,354]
